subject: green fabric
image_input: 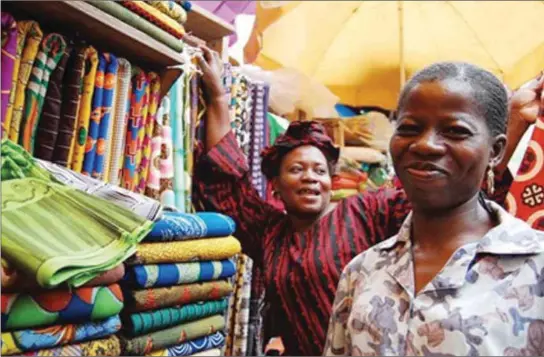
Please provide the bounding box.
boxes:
[266,112,288,145]
[1,140,153,288]
[120,315,225,355]
[124,299,228,336]
[89,0,184,52]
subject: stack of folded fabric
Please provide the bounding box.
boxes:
[120,212,242,356]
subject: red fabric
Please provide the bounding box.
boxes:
[192,131,513,356]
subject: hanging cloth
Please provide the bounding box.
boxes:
[159,96,176,207]
[170,76,185,211]
[1,13,18,135]
[144,94,166,199]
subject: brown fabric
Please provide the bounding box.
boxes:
[51,46,85,167]
[34,44,72,161]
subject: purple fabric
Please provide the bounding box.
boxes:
[1,12,18,134]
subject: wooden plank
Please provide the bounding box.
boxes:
[185,3,235,42]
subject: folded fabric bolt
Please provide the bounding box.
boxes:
[188,348,222,357]
[126,260,237,288]
[1,315,121,355]
[1,284,123,330]
[21,335,121,356]
[120,315,225,355]
[127,236,241,265]
[123,299,229,336]
[120,0,186,39]
[147,1,188,23]
[147,331,225,356]
[1,260,125,292]
[145,212,236,242]
[125,280,233,312]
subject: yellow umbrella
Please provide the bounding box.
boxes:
[245,1,544,110]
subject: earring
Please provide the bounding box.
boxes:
[487,168,495,196]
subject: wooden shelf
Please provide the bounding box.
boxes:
[185,3,236,42]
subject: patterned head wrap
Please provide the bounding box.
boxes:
[261,120,340,179]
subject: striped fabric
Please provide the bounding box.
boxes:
[144,94,165,199]
[51,46,86,167]
[8,21,43,143]
[33,44,71,161]
[170,76,185,211]
[105,58,131,184]
[121,67,149,191]
[137,71,160,193]
[159,96,175,207]
[1,13,17,135]
[70,46,98,172]
[120,0,186,39]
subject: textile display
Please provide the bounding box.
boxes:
[1,284,123,330]
[105,57,132,184]
[146,212,236,242]
[147,1,188,24]
[1,259,125,292]
[123,299,229,336]
[126,236,242,265]
[1,315,121,355]
[137,71,161,193]
[122,67,149,191]
[124,280,233,312]
[248,82,268,198]
[1,12,17,134]
[159,96,176,207]
[170,76,185,211]
[51,46,86,167]
[125,259,237,288]
[33,44,71,161]
[20,33,67,153]
[8,21,43,143]
[70,46,99,172]
[506,83,544,231]
[36,158,162,221]
[229,71,253,157]
[148,332,225,357]
[144,94,166,199]
[120,1,186,39]
[20,335,121,357]
[120,315,225,355]
[90,0,184,52]
[3,18,26,135]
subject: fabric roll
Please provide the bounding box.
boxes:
[51,46,86,166]
[123,299,229,336]
[170,76,185,211]
[159,96,175,206]
[231,255,253,356]
[90,0,184,52]
[1,13,18,135]
[137,71,161,193]
[120,315,225,355]
[1,315,121,355]
[20,33,67,152]
[121,67,149,191]
[36,158,163,221]
[148,332,225,357]
[248,82,268,198]
[7,21,43,142]
[147,1,188,23]
[120,1,186,39]
[21,335,121,357]
[184,72,195,210]
[105,58,132,184]
[229,71,253,157]
[33,44,71,161]
[126,259,237,288]
[1,259,125,292]
[145,94,165,199]
[70,46,99,172]
[127,236,241,265]
[1,284,123,330]
[146,211,236,242]
[125,280,234,312]
[188,348,222,357]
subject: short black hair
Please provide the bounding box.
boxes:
[396,62,508,137]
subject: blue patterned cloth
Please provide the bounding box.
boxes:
[125,259,237,288]
[145,212,236,242]
[152,332,225,356]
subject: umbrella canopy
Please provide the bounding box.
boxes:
[244,1,544,109]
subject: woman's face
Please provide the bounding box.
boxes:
[274,145,333,217]
[389,79,506,211]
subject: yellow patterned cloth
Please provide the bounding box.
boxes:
[19,335,121,356]
[70,46,98,172]
[146,1,187,23]
[7,21,42,142]
[127,236,242,265]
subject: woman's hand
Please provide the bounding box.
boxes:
[509,73,543,125]
[196,45,226,103]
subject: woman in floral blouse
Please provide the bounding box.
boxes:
[324,62,544,356]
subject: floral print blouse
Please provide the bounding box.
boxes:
[324,202,544,356]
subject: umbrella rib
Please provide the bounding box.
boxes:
[445,1,503,76]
